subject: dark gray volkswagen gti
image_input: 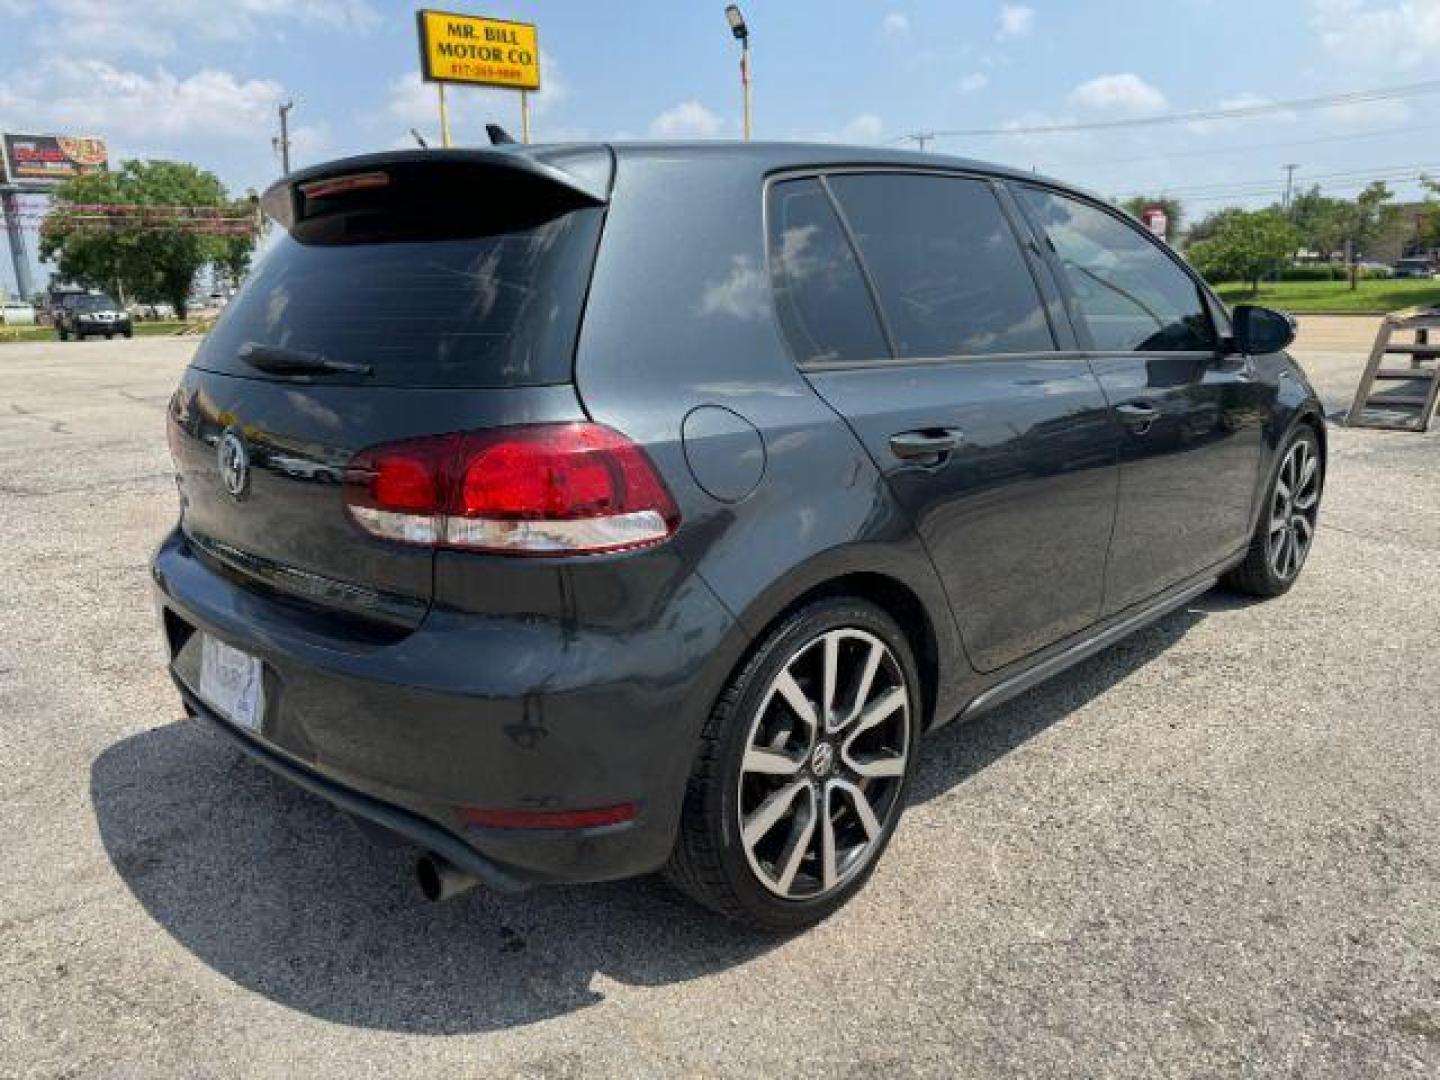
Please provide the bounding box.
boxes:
[153,142,1324,930]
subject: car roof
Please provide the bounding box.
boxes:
[576,138,1074,189]
[276,140,1097,212]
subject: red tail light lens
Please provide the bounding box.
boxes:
[345,423,680,555]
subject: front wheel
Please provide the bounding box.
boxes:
[666,597,920,930]
[1224,425,1324,597]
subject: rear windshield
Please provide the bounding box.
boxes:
[193,197,603,388]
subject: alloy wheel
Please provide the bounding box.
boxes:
[1268,437,1321,581]
[736,628,910,900]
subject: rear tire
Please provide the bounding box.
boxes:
[666,597,920,931]
[1224,424,1324,597]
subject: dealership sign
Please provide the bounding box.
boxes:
[416,10,540,90]
[2,134,109,187]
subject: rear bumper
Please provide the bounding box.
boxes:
[151,527,744,887]
[180,682,528,893]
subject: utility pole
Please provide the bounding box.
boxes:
[274,100,294,175]
[1283,163,1299,212]
[911,132,934,151]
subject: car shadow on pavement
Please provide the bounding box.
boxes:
[909,598,1215,805]
[91,596,1225,1035]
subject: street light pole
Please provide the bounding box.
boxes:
[1283,163,1298,212]
[276,100,294,175]
[725,5,751,140]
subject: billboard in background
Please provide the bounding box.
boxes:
[417,10,540,90]
[1,134,109,188]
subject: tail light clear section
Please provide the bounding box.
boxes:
[344,423,680,556]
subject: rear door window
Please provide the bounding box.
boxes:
[767,178,890,365]
[826,173,1056,359]
[1016,187,1216,353]
[193,174,604,388]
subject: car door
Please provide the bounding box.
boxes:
[769,172,1121,673]
[1012,185,1271,614]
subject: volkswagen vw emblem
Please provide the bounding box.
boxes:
[218,430,250,500]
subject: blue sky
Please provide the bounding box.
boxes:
[3,0,1439,291]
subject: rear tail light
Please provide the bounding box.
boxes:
[345,423,680,555]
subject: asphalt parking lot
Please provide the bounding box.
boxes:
[1,321,1436,1077]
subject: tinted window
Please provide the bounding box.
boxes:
[193,205,604,388]
[767,178,889,365]
[827,174,1054,359]
[1018,188,1216,352]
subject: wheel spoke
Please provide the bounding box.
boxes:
[841,685,905,754]
[743,745,803,777]
[1291,515,1313,561]
[742,779,807,849]
[819,785,838,890]
[1269,513,1288,536]
[821,632,840,726]
[773,670,819,742]
[1274,477,1291,505]
[846,752,906,779]
[1270,528,1290,575]
[772,788,817,894]
[840,639,885,731]
[832,779,883,840]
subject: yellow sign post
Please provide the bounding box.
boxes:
[416,10,541,146]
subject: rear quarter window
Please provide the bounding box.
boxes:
[766,177,890,366]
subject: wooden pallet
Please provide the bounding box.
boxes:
[1346,308,1440,432]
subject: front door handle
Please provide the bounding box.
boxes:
[889,427,965,460]
[1115,401,1159,434]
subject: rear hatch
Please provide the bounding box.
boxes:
[168,148,611,629]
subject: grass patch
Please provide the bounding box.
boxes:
[0,320,204,344]
[1213,278,1440,313]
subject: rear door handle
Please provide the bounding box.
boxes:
[889,427,965,460]
[1115,401,1159,434]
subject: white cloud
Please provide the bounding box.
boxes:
[1067,73,1167,113]
[996,3,1035,39]
[839,113,884,142]
[650,101,725,139]
[958,72,990,94]
[882,12,910,36]
[0,58,283,140]
[1311,0,1440,69]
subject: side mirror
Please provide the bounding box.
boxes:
[1231,304,1296,355]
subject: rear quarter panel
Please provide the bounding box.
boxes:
[574,149,970,726]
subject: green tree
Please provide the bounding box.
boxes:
[1412,173,1440,252]
[1334,181,1399,289]
[1185,207,1245,248]
[1119,195,1184,242]
[1186,209,1300,294]
[40,160,254,318]
[1288,185,1347,258]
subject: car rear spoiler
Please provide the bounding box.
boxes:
[259,147,614,231]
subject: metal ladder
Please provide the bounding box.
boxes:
[1346,308,1440,432]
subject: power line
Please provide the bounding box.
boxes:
[1042,122,1440,171]
[897,78,1440,143]
[1113,160,1440,200]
